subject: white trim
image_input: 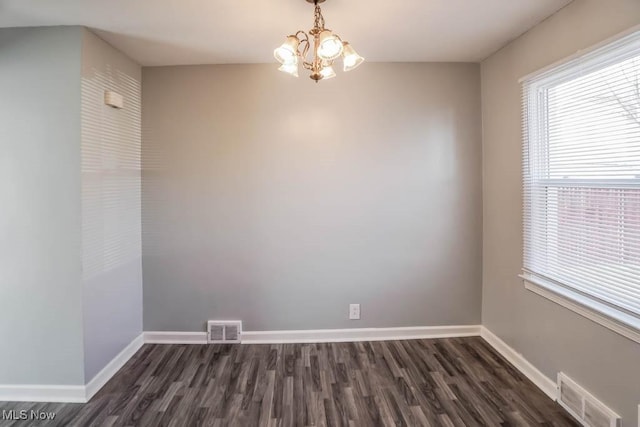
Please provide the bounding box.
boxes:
[241,325,481,344]
[522,275,640,345]
[0,333,145,403]
[144,331,208,344]
[480,327,557,400]
[85,333,145,401]
[519,23,640,83]
[0,385,86,403]
[142,325,481,345]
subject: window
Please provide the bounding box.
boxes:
[522,30,640,335]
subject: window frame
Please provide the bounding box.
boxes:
[520,27,640,343]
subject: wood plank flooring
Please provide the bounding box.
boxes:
[0,337,578,426]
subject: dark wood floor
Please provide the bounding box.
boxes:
[0,337,577,426]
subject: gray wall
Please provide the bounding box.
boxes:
[81,29,143,382]
[142,63,483,332]
[0,26,85,385]
[481,0,640,424]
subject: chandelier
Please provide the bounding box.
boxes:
[273,0,364,82]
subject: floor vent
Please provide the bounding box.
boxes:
[557,373,621,427]
[207,321,242,344]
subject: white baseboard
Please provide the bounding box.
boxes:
[480,326,557,400]
[143,325,481,345]
[144,331,208,344]
[85,333,145,401]
[242,325,481,344]
[0,385,86,403]
[0,333,144,403]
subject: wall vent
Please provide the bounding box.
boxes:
[207,321,242,344]
[557,373,621,427]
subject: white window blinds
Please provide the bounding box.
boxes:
[522,30,640,319]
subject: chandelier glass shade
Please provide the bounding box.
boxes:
[273,0,364,82]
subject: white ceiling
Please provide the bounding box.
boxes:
[0,0,572,66]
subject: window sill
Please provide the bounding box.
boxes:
[519,273,640,345]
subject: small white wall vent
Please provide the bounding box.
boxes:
[557,373,621,427]
[207,320,242,344]
[104,91,124,109]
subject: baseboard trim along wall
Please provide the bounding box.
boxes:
[143,331,209,344]
[0,385,87,404]
[242,325,482,344]
[480,326,558,400]
[144,325,482,345]
[84,333,145,401]
[0,333,144,403]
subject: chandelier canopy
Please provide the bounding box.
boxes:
[273,0,364,82]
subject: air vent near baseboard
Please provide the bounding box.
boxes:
[207,320,242,344]
[557,373,621,427]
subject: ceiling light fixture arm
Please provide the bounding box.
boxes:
[295,30,310,60]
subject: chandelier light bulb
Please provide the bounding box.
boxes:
[317,30,343,61]
[342,42,364,72]
[278,62,300,77]
[274,36,300,65]
[320,65,336,80]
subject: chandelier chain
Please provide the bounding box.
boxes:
[313,5,325,33]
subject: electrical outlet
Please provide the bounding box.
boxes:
[349,304,360,320]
